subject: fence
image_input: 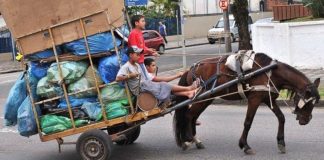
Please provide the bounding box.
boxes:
[145,17,180,36]
[0,29,12,53]
[273,4,311,21]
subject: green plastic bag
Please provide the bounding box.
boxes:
[68,78,97,98]
[42,124,68,134]
[37,77,63,98]
[75,119,89,127]
[41,115,72,129]
[100,84,128,103]
[96,100,129,121]
[47,61,89,84]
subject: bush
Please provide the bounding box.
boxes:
[303,0,324,18]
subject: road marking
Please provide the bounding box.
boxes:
[0,127,18,133]
[0,79,17,85]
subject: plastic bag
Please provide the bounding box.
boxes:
[17,97,40,137]
[41,115,72,129]
[25,47,62,61]
[63,32,121,56]
[37,76,63,98]
[68,77,97,98]
[30,62,51,80]
[98,50,129,84]
[41,115,89,134]
[100,84,128,103]
[84,66,103,87]
[4,74,27,126]
[96,99,129,121]
[4,71,38,126]
[81,102,102,120]
[58,96,97,109]
[47,61,89,84]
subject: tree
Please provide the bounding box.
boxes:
[232,0,252,50]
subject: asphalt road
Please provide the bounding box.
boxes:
[1,44,324,160]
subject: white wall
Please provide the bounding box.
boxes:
[252,21,324,69]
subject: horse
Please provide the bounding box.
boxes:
[173,52,320,154]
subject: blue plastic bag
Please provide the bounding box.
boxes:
[4,71,39,126]
[81,102,101,120]
[98,50,129,84]
[17,97,40,137]
[25,47,62,61]
[30,62,51,79]
[58,96,97,109]
[4,74,27,126]
[63,32,122,56]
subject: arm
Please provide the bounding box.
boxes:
[116,73,139,82]
[152,72,183,82]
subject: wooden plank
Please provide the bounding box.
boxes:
[287,6,291,20]
[282,6,287,20]
[291,5,296,19]
[273,6,279,21]
[278,6,283,21]
[40,108,163,142]
[295,5,300,17]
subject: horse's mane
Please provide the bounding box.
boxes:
[255,53,315,100]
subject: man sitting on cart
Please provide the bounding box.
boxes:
[116,47,200,102]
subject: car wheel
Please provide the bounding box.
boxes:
[208,40,215,44]
[231,34,235,43]
[158,45,165,54]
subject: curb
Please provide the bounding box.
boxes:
[165,42,209,50]
[0,69,23,75]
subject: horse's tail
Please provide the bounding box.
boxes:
[173,71,190,147]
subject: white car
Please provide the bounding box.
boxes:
[207,15,253,44]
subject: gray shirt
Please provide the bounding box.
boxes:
[117,62,153,96]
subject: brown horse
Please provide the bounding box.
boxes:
[173,53,320,154]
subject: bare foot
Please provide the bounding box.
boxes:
[190,79,201,90]
[187,88,199,99]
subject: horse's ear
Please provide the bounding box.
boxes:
[314,78,320,88]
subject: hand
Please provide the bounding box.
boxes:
[176,71,184,78]
[152,51,160,57]
[129,73,139,78]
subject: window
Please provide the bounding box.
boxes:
[143,32,149,40]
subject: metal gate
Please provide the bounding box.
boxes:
[0,30,12,53]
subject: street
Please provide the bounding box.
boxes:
[1,44,324,160]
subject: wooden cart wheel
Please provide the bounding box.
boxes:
[76,129,113,160]
[115,126,141,145]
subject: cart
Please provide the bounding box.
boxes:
[2,1,278,159]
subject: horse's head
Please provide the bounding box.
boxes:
[293,78,320,125]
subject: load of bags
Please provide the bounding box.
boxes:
[4,30,132,136]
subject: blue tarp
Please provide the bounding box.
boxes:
[63,32,122,56]
[25,47,62,61]
[98,49,128,84]
[58,96,97,109]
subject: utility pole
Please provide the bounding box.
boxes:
[220,0,232,53]
[180,0,186,69]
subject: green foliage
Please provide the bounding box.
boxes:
[303,0,324,18]
[127,0,177,18]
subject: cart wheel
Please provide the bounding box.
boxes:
[115,126,141,145]
[76,129,113,160]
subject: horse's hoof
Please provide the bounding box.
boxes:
[182,142,191,151]
[278,144,286,154]
[196,142,205,149]
[244,148,256,155]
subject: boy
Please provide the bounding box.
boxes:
[116,48,199,102]
[128,15,159,81]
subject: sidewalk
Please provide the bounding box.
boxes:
[165,37,208,50]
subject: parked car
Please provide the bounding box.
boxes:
[207,15,253,44]
[143,30,165,54]
[115,28,165,54]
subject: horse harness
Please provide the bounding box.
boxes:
[190,54,278,101]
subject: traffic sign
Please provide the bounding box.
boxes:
[219,0,228,10]
[125,0,148,6]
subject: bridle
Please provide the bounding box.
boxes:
[294,84,319,109]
